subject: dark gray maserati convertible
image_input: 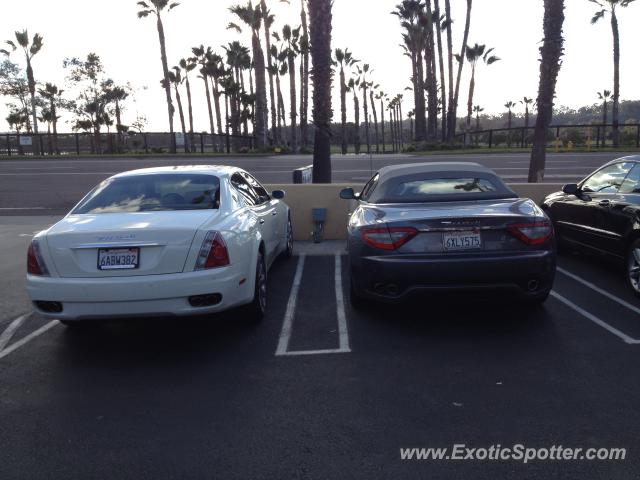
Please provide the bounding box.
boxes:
[340,163,556,307]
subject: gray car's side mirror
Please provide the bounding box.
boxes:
[340,188,358,200]
[272,190,286,200]
[562,183,579,195]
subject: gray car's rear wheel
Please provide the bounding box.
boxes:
[626,239,640,298]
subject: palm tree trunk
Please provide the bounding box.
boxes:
[390,106,396,152]
[602,100,608,148]
[301,0,310,152]
[353,91,360,154]
[363,83,370,154]
[299,59,305,148]
[288,55,298,152]
[185,75,195,151]
[263,16,278,144]
[449,0,472,142]
[380,98,386,153]
[465,68,476,147]
[252,31,269,149]
[414,49,427,142]
[611,9,620,148]
[398,102,404,149]
[340,66,348,154]
[528,0,565,183]
[173,84,189,153]
[51,102,59,154]
[275,73,287,144]
[370,91,379,154]
[425,0,438,140]
[444,0,454,142]
[203,75,215,135]
[156,15,175,144]
[309,0,332,183]
[434,0,447,143]
[211,77,223,138]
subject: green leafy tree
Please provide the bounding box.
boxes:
[1,30,44,138]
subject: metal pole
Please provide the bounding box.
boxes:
[226,134,231,154]
[75,133,80,155]
[143,133,149,154]
[200,133,204,153]
[6,134,10,156]
[488,130,493,149]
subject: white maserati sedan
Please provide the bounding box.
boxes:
[26,166,293,325]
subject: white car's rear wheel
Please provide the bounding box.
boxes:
[282,216,294,259]
[243,252,267,323]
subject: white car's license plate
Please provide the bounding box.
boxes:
[97,248,140,270]
[442,231,482,251]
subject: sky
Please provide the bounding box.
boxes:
[1,0,640,133]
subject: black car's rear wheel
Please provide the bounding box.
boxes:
[626,239,640,297]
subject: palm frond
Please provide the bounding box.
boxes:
[168,2,180,11]
[227,22,243,33]
[591,9,606,24]
[137,10,152,18]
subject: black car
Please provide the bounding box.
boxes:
[542,155,640,296]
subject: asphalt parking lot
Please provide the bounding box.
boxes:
[1,215,640,478]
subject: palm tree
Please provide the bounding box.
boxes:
[463,43,499,145]
[393,0,427,142]
[300,0,311,151]
[528,0,565,183]
[271,44,289,143]
[38,83,64,154]
[347,77,361,154]
[334,48,358,154]
[504,100,516,147]
[193,45,216,136]
[38,108,55,154]
[167,68,189,152]
[308,0,333,183]
[443,0,455,141]
[369,84,381,154]
[448,0,472,142]
[229,2,268,149]
[137,1,179,146]
[433,0,447,142]
[520,96,534,131]
[2,30,44,144]
[178,58,197,149]
[6,110,28,154]
[358,64,372,153]
[260,0,278,143]
[280,25,300,151]
[597,89,611,147]
[206,52,226,137]
[473,105,483,131]
[424,0,439,139]
[590,0,636,148]
[379,91,388,152]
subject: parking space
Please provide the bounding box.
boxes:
[2,238,640,477]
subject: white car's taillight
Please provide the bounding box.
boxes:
[507,220,553,246]
[194,231,230,270]
[27,239,49,276]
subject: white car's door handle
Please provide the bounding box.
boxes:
[271,211,278,216]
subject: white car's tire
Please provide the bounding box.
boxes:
[242,252,267,323]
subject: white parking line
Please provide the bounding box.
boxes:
[0,313,30,352]
[275,254,306,356]
[0,320,59,360]
[335,255,351,352]
[557,266,640,316]
[550,291,640,345]
[275,254,351,356]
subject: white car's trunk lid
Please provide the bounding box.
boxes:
[46,211,217,278]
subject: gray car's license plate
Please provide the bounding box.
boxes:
[442,231,482,251]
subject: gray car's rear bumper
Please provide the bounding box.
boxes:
[351,250,556,302]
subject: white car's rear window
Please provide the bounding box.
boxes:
[72,174,221,214]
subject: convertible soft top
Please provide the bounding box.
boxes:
[369,162,518,203]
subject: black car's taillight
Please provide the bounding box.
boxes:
[507,220,553,246]
[361,226,418,251]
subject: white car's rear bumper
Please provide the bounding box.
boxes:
[27,267,253,320]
